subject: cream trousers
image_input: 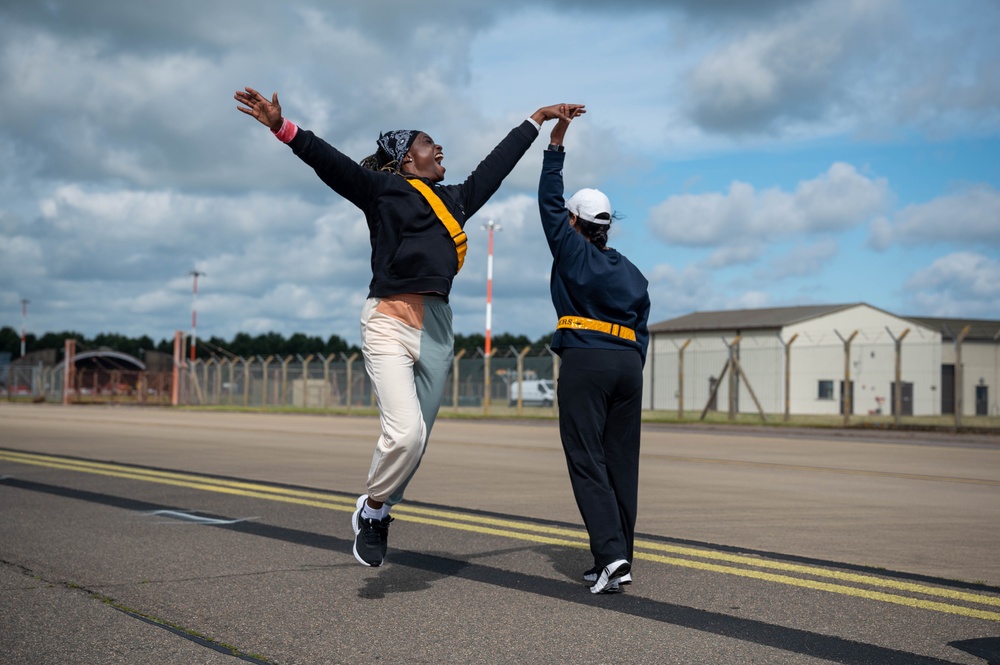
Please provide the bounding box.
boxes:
[360,294,453,505]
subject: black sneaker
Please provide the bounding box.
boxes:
[352,495,393,567]
[584,565,632,585]
[590,559,630,594]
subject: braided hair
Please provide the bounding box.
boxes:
[575,212,618,250]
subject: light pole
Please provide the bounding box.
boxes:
[482,220,501,357]
[189,271,204,361]
[20,299,29,358]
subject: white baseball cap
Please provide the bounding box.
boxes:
[566,188,612,225]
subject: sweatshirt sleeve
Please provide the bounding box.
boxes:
[447,120,540,221]
[284,125,382,210]
[635,289,651,366]
[538,149,591,270]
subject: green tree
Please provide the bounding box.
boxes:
[454,333,485,355]
[228,332,256,358]
[36,331,87,352]
[0,326,21,356]
[324,334,359,358]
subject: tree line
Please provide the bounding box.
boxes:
[0,326,553,362]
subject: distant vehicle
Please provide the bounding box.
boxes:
[509,379,555,407]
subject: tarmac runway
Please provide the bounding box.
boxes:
[1,403,999,664]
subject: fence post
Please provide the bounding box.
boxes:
[675,338,692,419]
[227,358,238,405]
[299,354,314,408]
[242,357,252,407]
[885,327,910,426]
[452,349,466,412]
[515,345,530,416]
[835,329,859,426]
[946,325,971,427]
[204,358,218,405]
[171,331,183,405]
[258,356,273,409]
[322,354,333,408]
[280,356,292,407]
[343,352,359,411]
[63,338,76,405]
[199,358,209,405]
[778,333,798,422]
[723,336,742,421]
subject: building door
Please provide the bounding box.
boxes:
[976,385,989,416]
[941,365,955,414]
[839,380,854,415]
[890,382,914,416]
[707,376,718,411]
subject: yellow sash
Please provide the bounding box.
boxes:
[406,178,467,273]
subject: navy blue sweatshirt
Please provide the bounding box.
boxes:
[286,120,540,300]
[538,149,651,365]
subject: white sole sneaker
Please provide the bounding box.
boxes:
[351,494,374,567]
[351,494,365,536]
[590,559,630,594]
[584,569,632,584]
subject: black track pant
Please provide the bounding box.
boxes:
[557,347,643,568]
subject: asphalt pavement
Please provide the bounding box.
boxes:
[1,403,999,664]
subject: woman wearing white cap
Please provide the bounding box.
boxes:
[538,108,650,594]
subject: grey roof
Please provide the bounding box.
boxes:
[55,349,146,371]
[903,316,1000,342]
[649,304,862,333]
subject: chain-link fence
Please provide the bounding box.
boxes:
[646,334,946,418]
[7,332,999,428]
[7,364,174,405]
[169,346,560,415]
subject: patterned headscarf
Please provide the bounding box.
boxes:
[360,129,420,172]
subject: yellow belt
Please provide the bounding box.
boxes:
[557,316,636,342]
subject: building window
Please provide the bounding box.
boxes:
[818,380,834,400]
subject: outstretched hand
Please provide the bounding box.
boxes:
[531,103,586,127]
[235,87,283,131]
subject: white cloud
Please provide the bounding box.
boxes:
[904,252,1000,317]
[646,263,719,320]
[684,0,896,134]
[765,239,838,279]
[648,162,888,247]
[1,0,998,344]
[869,185,1000,250]
[703,243,763,269]
[683,0,1000,139]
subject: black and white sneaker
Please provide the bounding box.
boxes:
[590,559,631,594]
[352,495,393,567]
[584,565,632,585]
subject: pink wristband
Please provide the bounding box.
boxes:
[271,118,298,143]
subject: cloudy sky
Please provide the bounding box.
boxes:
[2,0,998,350]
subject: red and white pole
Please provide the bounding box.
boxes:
[20,298,29,358]
[484,220,498,357]
[189,271,203,361]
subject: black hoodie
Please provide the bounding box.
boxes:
[287,120,539,300]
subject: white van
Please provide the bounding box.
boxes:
[509,379,555,407]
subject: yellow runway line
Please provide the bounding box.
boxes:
[3,449,998,622]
